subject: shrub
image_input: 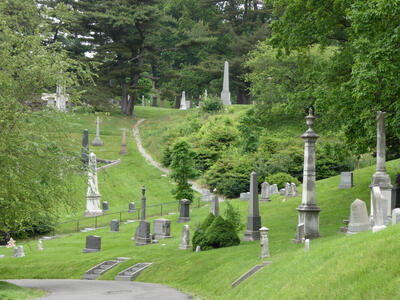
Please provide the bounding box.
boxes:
[200,96,223,113]
[204,216,240,249]
[161,146,172,167]
[224,201,243,233]
[192,213,216,251]
[265,172,300,189]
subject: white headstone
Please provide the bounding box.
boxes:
[13,246,25,257]
[285,182,292,197]
[179,225,190,250]
[84,153,103,216]
[347,199,370,235]
[291,183,299,196]
[220,61,231,105]
[372,186,387,232]
[261,182,271,202]
[304,239,310,253]
[392,208,400,226]
[211,189,219,217]
[38,240,43,251]
[195,245,201,253]
[259,227,270,259]
[180,91,188,110]
[202,189,211,202]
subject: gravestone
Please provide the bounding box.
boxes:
[84,152,103,217]
[81,129,89,164]
[91,116,104,146]
[110,219,119,232]
[135,186,151,246]
[292,223,305,244]
[179,225,190,250]
[392,174,400,209]
[83,235,101,253]
[240,192,250,201]
[285,182,292,197]
[291,183,299,197]
[196,245,201,253]
[102,201,109,211]
[38,240,43,251]
[270,184,278,195]
[128,202,135,213]
[153,219,171,239]
[339,172,354,189]
[372,186,387,233]
[304,239,310,253]
[279,189,285,196]
[186,100,191,109]
[13,246,25,257]
[177,199,191,223]
[211,189,219,217]
[202,189,211,202]
[260,182,271,202]
[347,199,369,235]
[179,91,188,110]
[244,172,261,241]
[119,129,128,155]
[392,208,400,226]
[152,96,157,107]
[220,61,231,105]
[259,227,270,259]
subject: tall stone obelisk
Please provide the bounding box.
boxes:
[81,129,89,164]
[220,61,231,105]
[370,111,392,223]
[180,91,187,110]
[119,128,128,155]
[91,117,103,146]
[244,171,261,241]
[135,186,151,246]
[295,108,321,240]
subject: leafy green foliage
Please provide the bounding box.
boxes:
[192,213,216,251]
[265,172,300,189]
[223,201,244,234]
[200,96,223,113]
[203,216,240,250]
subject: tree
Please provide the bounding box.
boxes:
[170,139,197,202]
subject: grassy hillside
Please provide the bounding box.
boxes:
[0,281,46,300]
[1,107,400,299]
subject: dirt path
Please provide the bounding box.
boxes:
[133,119,202,194]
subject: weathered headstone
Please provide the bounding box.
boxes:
[244,171,261,241]
[135,186,151,246]
[339,172,354,189]
[83,235,101,253]
[270,184,278,195]
[279,188,285,196]
[304,239,310,253]
[91,116,104,146]
[102,201,109,211]
[84,152,103,217]
[293,108,321,241]
[211,189,219,217]
[179,225,190,250]
[291,183,299,197]
[240,192,250,201]
[370,112,393,223]
[119,128,128,155]
[392,208,400,226]
[186,100,191,109]
[285,182,292,197]
[128,202,135,213]
[259,227,270,259]
[202,189,211,202]
[180,91,188,110]
[177,199,191,223]
[110,219,119,232]
[372,186,387,233]
[392,174,400,209]
[260,182,271,202]
[81,129,89,164]
[195,245,201,253]
[38,240,43,251]
[292,223,305,244]
[153,219,171,239]
[13,246,25,257]
[142,95,144,106]
[220,61,231,105]
[347,199,369,235]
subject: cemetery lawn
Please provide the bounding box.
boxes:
[0,281,47,300]
[1,107,400,299]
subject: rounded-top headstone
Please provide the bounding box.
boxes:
[102,201,109,211]
[347,199,369,234]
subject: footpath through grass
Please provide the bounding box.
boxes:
[0,281,46,300]
[1,107,400,299]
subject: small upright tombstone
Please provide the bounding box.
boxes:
[177,199,191,223]
[119,129,128,155]
[347,199,369,235]
[128,202,135,213]
[179,225,190,250]
[110,219,119,232]
[260,182,271,202]
[38,240,43,251]
[102,201,109,211]
[211,189,219,217]
[83,235,101,253]
[279,188,286,196]
[304,239,310,253]
[372,186,387,233]
[179,91,188,110]
[92,116,104,146]
[81,129,89,164]
[153,219,171,239]
[13,246,25,257]
[285,182,292,197]
[240,192,250,201]
[259,227,270,259]
[392,208,400,226]
[339,172,354,189]
[392,174,400,209]
[291,183,299,197]
[292,223,305,244]
[202,189,211,202]
[195,245,201,253]
[270,184,278,195]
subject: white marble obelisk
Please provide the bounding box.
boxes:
[84,152,103,216]
[180,91,188,110]
[220,61,231,105]
[91,117,103,146]
[370,111,392,224]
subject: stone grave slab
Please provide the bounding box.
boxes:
[114,263,153,281]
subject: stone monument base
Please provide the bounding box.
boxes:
[83,248,100,253]
[243,216,261,241]
[119,144,128,155]
[179,244,191,250]
[177,217,190,223]
[135,220,151,246]
[260,197,271,202]
[296,204,321,239]
[91,136,103,146]
[84,210,103,217]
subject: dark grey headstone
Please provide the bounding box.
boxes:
[83,235,101,253]
[152,96,157,107]
[392,174,400,208]
[102,201,109,211]
[110,219,119,232]
[339,172,354,189]
[153,219,171,239]
[135,220,151,246]
[177,199,190,223]
[244,171,261,241]
[128,202,135,213]
[81,129,89,164]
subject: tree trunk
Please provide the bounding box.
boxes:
[121,81,128,115]
[237,86,250,104]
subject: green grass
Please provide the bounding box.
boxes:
[0,281,46,300]
[1,107,400,299]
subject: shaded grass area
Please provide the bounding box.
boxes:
[0,281,46,300]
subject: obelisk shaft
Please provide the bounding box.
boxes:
[376,111,386,173]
